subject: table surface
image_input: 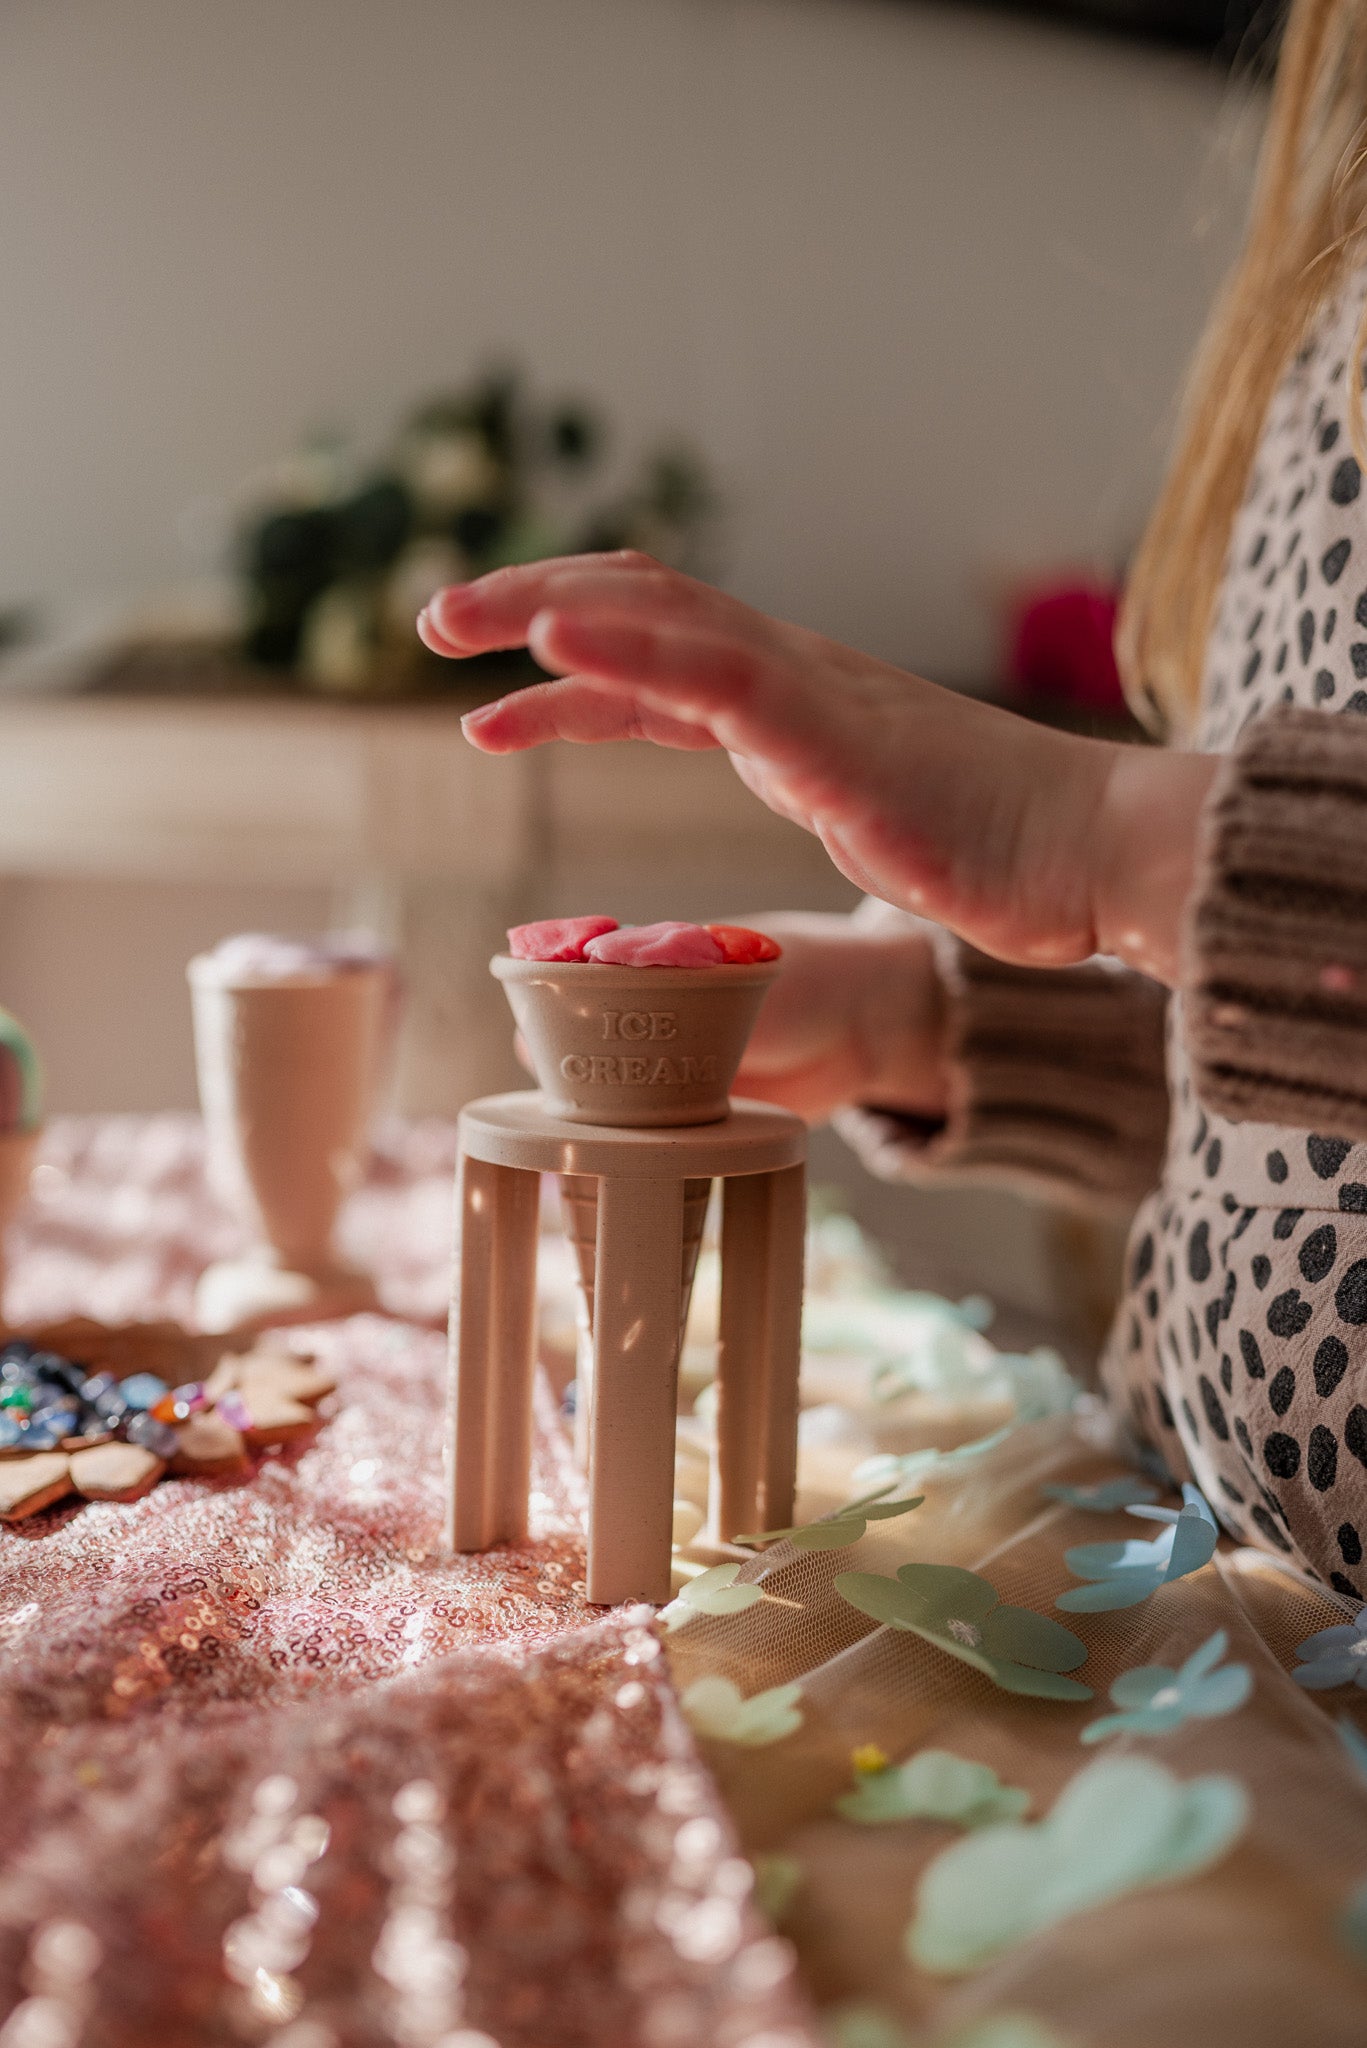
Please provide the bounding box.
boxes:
[4,1120,1364,2048]
[0,1117,813,2048]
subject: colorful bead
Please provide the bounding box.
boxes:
[215,1391,253,1434]
[125,1412,177,1459]
[152,1383,209,1424]
[0,1388,32,1415]
[119,1374,169,1413]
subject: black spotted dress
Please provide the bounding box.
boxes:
[841,271,1367,1600]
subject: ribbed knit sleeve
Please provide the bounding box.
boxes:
[1184,704,1367,1134]
[835,910,1170,1211]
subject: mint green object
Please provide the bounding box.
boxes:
[1056,1483,1219,1612]
[907,1754,1248,1974]
[1292,1604,1367,1690]
[1081,1630,1252,1743]
[821,2004,914,2048]
[1341,1878,1367,1967]
[733,1482,923,1551]
[836,1748,1029,1828]
[855,1348,1079,1497]
[1043,1477,1160,1513]
[753,1851,803,1922]
[835,1561,1093,1701]
[0,1007,41,1132]
[659,1561,762,1632]
[680,1675,803,1746]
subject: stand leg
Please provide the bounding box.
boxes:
[587,1175,684,1605]
[716,1164,805,1542]
[447,1154,540,1552]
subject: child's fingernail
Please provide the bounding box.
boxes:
[429,584,471,631]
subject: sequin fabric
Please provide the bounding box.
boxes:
[0,1117,814,2048]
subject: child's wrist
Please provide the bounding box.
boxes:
[858,930,950,1116]
[1091,744,1220,986]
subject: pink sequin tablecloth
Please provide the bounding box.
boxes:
[0,1118,814,2048]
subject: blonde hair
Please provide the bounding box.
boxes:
[1118,0,1367,733]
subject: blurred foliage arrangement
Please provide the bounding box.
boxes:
[240,369,715,696]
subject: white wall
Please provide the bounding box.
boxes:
[0,0,1259,681]
[0,0,1257,1323]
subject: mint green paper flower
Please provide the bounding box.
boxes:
[936,2022,1072,2048]
[822,2004,914,2048]
[1042,1477,1160,1513]
[681,1675,803,1745]
[836,1748,1030,1827]
[907,1754,1249,1974]
[659,1562,762,1632]
[733,1483,924,1551]
[835,1561,1093,1701]
[1056,1484,1218,1613]
[1081,1630,1252,1744]
[1340,1714,1367,1783]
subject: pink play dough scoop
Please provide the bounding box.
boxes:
[582,922,725,967]
[507,917,619,962]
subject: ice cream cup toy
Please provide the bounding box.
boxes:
[494,920,781,1129]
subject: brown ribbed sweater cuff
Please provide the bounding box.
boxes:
[1185,704,1367,1134]
[837,929,1170,1211]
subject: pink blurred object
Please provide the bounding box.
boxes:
[507,916,619,962]
[1005,577,1126,716]
[583,921,725,966]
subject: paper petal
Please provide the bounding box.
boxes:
[1189,1665,1253,1717]
[1055,1569,1167,1612]
[1108,1665,1172,1710]
[981,1603,1089,1675]
[1165,1507,1220,1582]
[1178,1630,1229,1683]
[893,1562,999,1625]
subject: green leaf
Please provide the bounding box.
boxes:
[894,1562,999,1626]
[836,1749,1030,1828]
[733,1487,922,1551]
[835,1569,925,1630]
[680,1675,804,1746]
[980,1603,1089,1675]
[987,1662,1093,1702]
[660,1562,763,1630]
[907,1756,1248,1975]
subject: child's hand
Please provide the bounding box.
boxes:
[421,555,1217,984]
[725,913,948,1125]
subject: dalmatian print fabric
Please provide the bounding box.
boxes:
[1104,269,1367,1597]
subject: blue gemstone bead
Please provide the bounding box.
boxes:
[119,1374,169,1413]
[0,1415,25,1449]
[20,1416,69,1451]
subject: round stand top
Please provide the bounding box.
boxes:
[458,1092,806,1179]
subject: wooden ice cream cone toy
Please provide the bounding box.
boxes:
[188,938,394,1336]
[449,934,805,1606]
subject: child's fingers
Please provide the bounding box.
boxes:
[463,675,718,753]
[525,607,836,786]
[422,552,695,656]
